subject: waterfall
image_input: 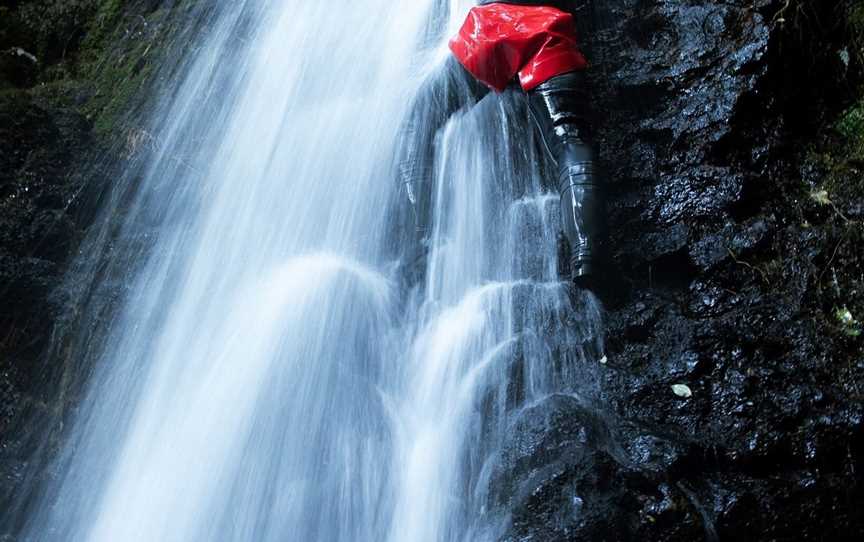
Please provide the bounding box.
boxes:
[13,1,603,540]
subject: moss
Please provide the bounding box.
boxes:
[73,2,210,139]
[837,0,864,156]
[89,0,127,40]
[850,2,864,45]
[0,0,197,144]
[83,8,174,138]
[835,100,864,158]
[786,1,864,347]
[13,0,100,65]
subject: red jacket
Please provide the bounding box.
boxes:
[449,3,588,92]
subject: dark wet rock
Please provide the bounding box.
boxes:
[504,0,864,540]
[490,395,644,541]
[689,218,773,271]
[492,395,731,541]
[0,47,39,89]
[490,395,612,504]
[0,90,95,401]
[0,86,101,539]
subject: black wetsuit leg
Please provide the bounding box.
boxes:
[526,70,606,285]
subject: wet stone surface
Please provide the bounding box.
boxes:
[497,0,864,540]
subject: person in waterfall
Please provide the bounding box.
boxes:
[399,0,605,290]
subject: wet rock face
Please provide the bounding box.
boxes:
[0,81,105,541]
[499,0,864,540]
[0,0,206,532]
[0,91,94,424]
[491,395,648,541]
[0,80,109,539]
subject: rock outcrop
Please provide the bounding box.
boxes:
[498,0,864,539]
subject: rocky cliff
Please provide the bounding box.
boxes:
[497,0,864,539]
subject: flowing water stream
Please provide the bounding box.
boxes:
[14,1,603,540]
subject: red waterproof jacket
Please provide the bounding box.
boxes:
[449,3,587,92]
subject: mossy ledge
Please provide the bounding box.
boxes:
[1,0,207,144]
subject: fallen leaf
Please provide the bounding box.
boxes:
[672,384,693,398]
[839,48,850,68]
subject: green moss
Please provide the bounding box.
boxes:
[850,2,864,35]
[0,0,206,145]
[0,0,190,142]
[77,0,130,64]
[85,17,165,137]
[835,99,864,158]
[14,0,100,64]
[795,2,864,345]
[836,0,864,159]
[849,2,864,72]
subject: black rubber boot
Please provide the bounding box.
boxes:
[527,70,606,287]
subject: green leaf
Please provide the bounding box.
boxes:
[836,307,855,325]
[835,307,863,337]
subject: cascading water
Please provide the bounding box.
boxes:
[10,1,604,540]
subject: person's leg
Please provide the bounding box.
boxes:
[525,70,605,286]
[447,2,606,287]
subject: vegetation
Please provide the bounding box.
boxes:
[806,1,864,346]
[1,0,196,142]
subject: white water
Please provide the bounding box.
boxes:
[17,1,603,540]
